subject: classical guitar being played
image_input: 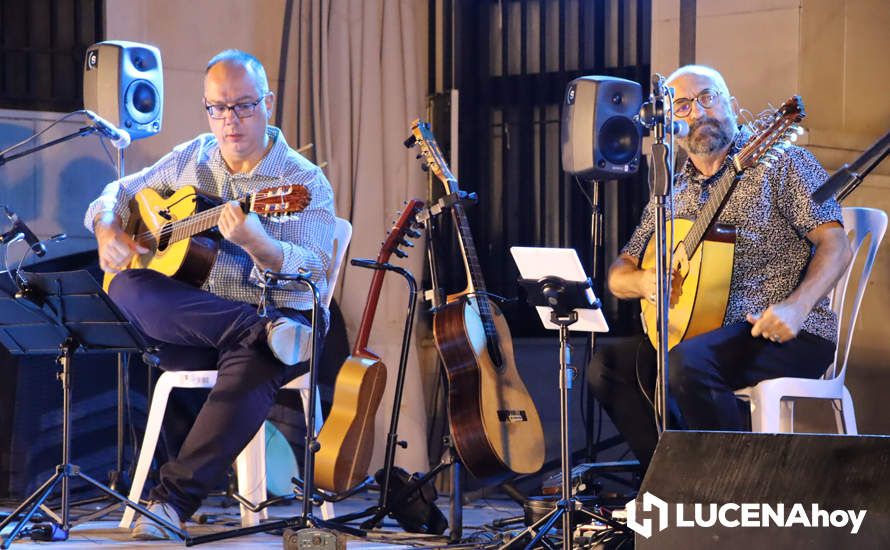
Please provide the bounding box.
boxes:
[640,96,806,349]
[314,199,425,493]
[409,119,544,481]
[102,184,311,292]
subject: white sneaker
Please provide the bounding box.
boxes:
[131,501,184,540]
[267,317,313,366]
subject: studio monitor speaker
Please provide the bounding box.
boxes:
[561,75,642,179]
[633,431,890,549]
[83,41,163,141]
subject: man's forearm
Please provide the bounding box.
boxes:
[784,226,851,312]
[246,235,284,273]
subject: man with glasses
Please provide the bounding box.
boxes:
[587,65,851,472]
[84,49,335,539]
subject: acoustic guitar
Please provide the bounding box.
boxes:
[640,96,806,349]
[314,199,425,493]
[409,119,544,481]
[102,184,311,292]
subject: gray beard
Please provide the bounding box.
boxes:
[684,119,735,155]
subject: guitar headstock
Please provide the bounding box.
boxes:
[734,95,806,172]
[378,198,425,262]
[249,184,312,221]
[407,119,458,192]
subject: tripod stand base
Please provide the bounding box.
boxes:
[186,514,364,546]
[499,499,618,550]
[0,465,186,548]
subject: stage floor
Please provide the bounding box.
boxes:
[0,493,525,549]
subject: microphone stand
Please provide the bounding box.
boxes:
[639,75,674,434]
[0,126,100,168]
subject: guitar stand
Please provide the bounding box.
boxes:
[326,259,456,539]
[496,276,627,550]
[187,271,363,546]
[0,270,186,547]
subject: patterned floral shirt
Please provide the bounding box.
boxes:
[621,129,841,342]
[84,126,336,314]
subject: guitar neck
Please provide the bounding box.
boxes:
[352,266,386,356]
[167,198,246,245]
[681,165,741,254]
[451,202,498,337]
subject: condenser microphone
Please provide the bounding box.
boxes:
[0,207,46,257]
[84,110,131,149]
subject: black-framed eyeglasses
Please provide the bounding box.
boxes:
[203,92,270,119]
[672,89,720,118]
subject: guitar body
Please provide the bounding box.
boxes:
[314,353,387,493]
[102,185,219,292]
[434,295,545,481]
[640,218,736,350]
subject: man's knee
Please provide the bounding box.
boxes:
[667,339,709,395]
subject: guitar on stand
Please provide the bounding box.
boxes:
[407,119,545,482]
[314,199,425,493]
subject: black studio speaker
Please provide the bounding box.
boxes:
[561,75,642,179]
[633,431,890,549]
[83,41,163,140]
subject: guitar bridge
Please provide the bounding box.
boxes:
[497,410,528,423]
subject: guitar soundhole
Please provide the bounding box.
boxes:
[497,410,528,423]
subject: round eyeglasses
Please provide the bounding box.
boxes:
[204,92,270,119]
[672,89,720,118]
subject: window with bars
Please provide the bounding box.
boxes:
[0,0,103,113]
[428,0,653,336]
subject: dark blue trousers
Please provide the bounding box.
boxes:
[587,322,835,471]
[108,269,313,520]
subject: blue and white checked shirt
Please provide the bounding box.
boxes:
[84,126,336,314]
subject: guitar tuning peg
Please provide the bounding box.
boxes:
[416,153,423,160]
[399,238,415,248]
[421,163,429,172]
[393,248,408,259]
[406,228,422,238]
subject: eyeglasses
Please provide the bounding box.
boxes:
[672,89,720,118]
[203,92,270,119]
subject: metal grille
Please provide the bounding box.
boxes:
[429,0,653,335]
[0,0,103,113]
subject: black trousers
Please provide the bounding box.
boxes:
[587,322,835,471]
[108,269,316,520]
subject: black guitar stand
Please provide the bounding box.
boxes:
[0,270,187,547]
[496,276,627,550]
[187,270,363,546]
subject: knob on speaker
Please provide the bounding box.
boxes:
[83,41,163,141]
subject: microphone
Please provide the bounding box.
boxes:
[84,110,131,149]
[0,207,46,257]
[665,119,689,137]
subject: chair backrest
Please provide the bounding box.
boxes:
[325,217,352,309]
[826,207,887,381]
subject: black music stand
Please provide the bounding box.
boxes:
[503,249,626,550]
[0,270,187,547]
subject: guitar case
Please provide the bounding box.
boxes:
[374,467,448,535]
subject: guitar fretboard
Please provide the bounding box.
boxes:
[681,168,739,253]
[451,201,498,339]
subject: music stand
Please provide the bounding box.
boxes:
[504,248,625,550]
[0,270,187,546]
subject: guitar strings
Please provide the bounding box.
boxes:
[130,188,301,247]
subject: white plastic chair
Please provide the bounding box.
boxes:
[735,207,887,434]
[121,217,352,528]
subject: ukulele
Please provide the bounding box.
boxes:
[409,119,544,481]
[102,184,311,292]
[314,199,425,493]
[640,96,806,349]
